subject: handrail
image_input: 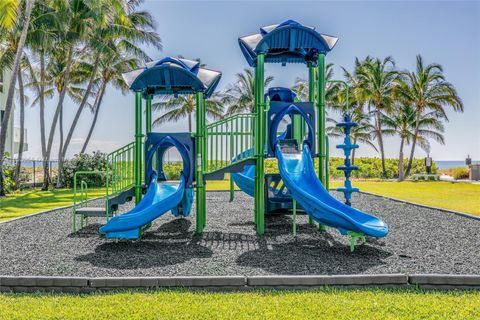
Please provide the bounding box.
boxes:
[72,170,106,232]
[106,140,142,196]
[206,113,256,173]
[205,113,252,129]
[80,180,88,205]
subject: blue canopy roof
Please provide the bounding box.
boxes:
[238,20,338,67]
[122,57,222,98]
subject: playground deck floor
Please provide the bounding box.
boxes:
[0,191,478,277]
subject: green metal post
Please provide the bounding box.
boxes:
[146,94,152,133]
[292,199,297,237]
[308,62,316,103]
[134,91,143,204]
[308,62,316,225]
[195,92,206,233]
[317,54,326,185]
[254,54,265,235]
[325,135,330,190]
[229,124,235,202]
[202,95,208,230]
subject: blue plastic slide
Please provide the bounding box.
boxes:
[231,148,256,197]
[99,173,186,239]
[231,144,388,239]
[276,143,388,238]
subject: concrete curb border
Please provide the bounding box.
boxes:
[1,274,479,293]
[359,191,480,221]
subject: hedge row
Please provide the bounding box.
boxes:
[163,157,436,180]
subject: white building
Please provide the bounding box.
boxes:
[0,68,28,157]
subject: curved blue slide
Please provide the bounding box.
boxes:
[99,173,187,239]
[276,143,388,238]
[232,145,388,239]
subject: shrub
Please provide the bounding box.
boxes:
[160,157,438,180]
[163,162,183,180]
[329,157,438,179]
[451,167,469,180]
[61,151,107,188]
[2,163,16,194]
[1,153,31,193]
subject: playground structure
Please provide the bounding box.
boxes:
[73,20,388,251]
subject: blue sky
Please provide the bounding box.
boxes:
[19,1,480,161]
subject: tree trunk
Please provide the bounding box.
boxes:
[14,70,26,186]
[56,104,64,188]
[44,44,74,190]
[60,55,100,162]
[39,50,49,190]
[375,109,387,178]
[405,111,420,177]
[0,0,34,196]
[398,136,405,181]
[81,80,106,154]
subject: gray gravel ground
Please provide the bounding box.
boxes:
[0,191,479,277]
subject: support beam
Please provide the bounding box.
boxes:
[254,54,265,235]
[195,92,206,233]
[317,54,326,185]
[146,94,152,134]
[134,91,143,204]
[308,62,316,225]
[308,62,316,104]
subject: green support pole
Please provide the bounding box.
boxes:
[202,95,208,230]
[254,54,265,235]
[317,53,326,185]
[308,62,316,225]
[292,199,297,237]
[325,135,330,190]
[146,94,152,133]
[195,92,206,233]
[134,91,143,204]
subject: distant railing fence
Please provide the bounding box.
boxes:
[3,158,58,188]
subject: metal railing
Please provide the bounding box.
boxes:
[3,158,58,187]
[72,170,106,232]
[205,113,256,173]
[106,140,143,196]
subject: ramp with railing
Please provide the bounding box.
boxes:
[204,113,256,180]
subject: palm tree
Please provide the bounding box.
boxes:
[0,0,35,196]
[225,69,274,115]
[14,64,29,185]
[30,0,97,189]
[80,52,140,153]
[355,56,398,178]
[327,107,377,165]
[78,1,162,153]
[25,1,59,190]
[292,63,337,103]
[382,104,446,180]
[55,0,161,187]
[153,92,225,131]
[395,55,463,177]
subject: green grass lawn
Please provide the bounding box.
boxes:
[1,179,478,223]
[330,180,480,216]
[0,289,478,320]
[0,188,105,222]
[210,179,480,216]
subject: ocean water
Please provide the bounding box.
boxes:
[435,160,478,169]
